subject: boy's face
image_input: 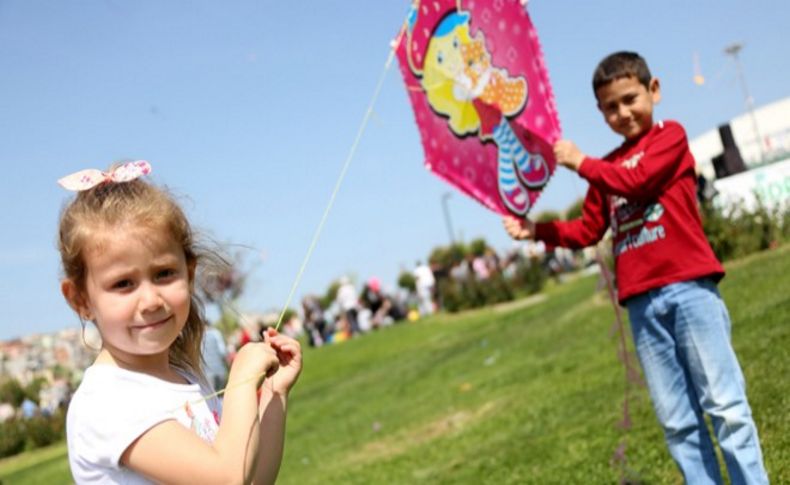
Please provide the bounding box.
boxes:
[596,76,661,140]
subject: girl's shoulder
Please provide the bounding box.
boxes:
[66,365,219,478]
[67,364,216,438]
[71,365,208,410]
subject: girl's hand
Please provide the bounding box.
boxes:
[262,327,303,395]
[503,216,535,240]
[227,342,280,389]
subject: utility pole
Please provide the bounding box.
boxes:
[724,43,766,163]
[441,192,456,245]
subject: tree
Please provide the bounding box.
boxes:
[24,377,47,406]
[320,280,341,310]
[469,238,489,257]
[428,246,450,268]
[196,249,253,337]
[0,378,25,408]
[535,210,562,223]
[565,197,585,220]
[397,271,416,292]
[447,242,468,265]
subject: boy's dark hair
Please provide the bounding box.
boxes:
[592,51,652,94]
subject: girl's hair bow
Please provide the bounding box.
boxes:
[57,161,152,191]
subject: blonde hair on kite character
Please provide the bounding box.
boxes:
[406,1,482,136]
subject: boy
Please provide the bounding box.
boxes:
[504,52,768,484]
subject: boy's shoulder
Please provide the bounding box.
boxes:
[603,120,687,161]
[654,119,687,137]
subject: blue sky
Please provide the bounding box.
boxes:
[1,0,788,340]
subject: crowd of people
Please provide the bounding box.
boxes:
[209,238,588,360]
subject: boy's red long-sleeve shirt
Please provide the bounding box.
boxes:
[535,120,724,303]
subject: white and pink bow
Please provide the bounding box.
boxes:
[57,161,152,191]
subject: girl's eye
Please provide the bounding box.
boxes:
[453,37,459,49]
[112,279,133,290]
[437,51,443,64]
[157,269,176,280]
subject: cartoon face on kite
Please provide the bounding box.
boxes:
[406,5,550,215]
[419,12,479,136]
[399,1,559,217]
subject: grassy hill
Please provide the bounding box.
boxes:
[2,246,788,484]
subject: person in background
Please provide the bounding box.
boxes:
[360,277,406,329]
[335,276,360,335]
[413,261,435,316]
[201,322,228,392]
[302,295,327,347]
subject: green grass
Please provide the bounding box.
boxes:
[2,246,788,484]
[0,442,70,484]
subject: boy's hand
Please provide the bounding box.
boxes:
[553,140,586,172]
[502,216,535,240]
[262,327,302,396]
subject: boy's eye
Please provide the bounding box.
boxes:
[437,51,443,64]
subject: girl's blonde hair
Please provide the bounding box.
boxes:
[58,176,220,378]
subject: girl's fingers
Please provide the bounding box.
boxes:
[268,335,299,351]
[265,357,280,377]
[261,330,301,364]
[277,346,300,361]
[278,342,299,353]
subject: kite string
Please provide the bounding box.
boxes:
[271,25,406,333]
[188,21,411,408]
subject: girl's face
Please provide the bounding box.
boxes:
[72,224,192,364]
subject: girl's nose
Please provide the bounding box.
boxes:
[138,282,164,312]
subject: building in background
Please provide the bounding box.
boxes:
[690,96,790,210]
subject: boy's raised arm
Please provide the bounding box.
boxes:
[575,123,688,200]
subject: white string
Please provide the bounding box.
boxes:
[189,22,411,406]
[273,34,403,332]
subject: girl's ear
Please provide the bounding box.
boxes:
[61,279,91,320]
[187,259,197,290]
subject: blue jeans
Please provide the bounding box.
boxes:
[626,278,768,484]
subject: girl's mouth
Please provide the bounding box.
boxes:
[134,317,170,330]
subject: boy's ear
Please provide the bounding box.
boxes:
[649,77,661,104]
[61,279,91,320]
[594,88,605,113]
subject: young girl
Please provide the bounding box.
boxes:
[58,161,302,484]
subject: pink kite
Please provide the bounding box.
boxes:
[396,0,561,216]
